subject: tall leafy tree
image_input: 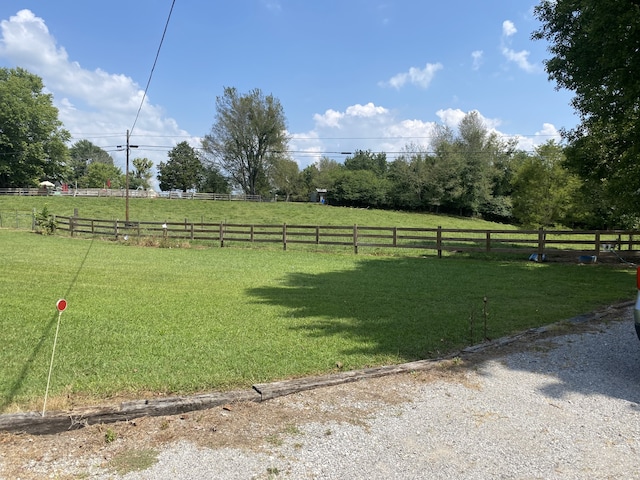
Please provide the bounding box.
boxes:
[329,169,389,208]
[344,150,388,176]
[68,140,114,186]
[0,67,70,187]
[533,0,640,225]
[131,157,153,190]
[202,87,289,196]
[454,111,499,216]
[200,163,231,194]
[157,141,204,191]
[269,157,302,201]
[511,141,581,227]
[84,162,123,189]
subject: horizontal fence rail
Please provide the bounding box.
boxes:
[0,188,261,201]
[48,215,640,259]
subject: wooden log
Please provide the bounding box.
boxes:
[253,357,454,401]
[0,389,261,435]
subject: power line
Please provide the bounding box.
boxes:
[130,0,176,135]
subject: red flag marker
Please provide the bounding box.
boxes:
[56,299,67,312]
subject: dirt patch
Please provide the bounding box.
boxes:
[0,360,478,479]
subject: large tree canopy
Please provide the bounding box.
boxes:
[157,141,204,192]
[68,139,114,186]
[0,67,70,187]
[202,87,289,196]
[533,0,640,225]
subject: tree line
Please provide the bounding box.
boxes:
[2,0,640,229]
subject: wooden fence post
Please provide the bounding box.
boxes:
[537,227,545,258]
[485,231,491,253]
[115,220,119,240]
[69,216,74,237]
[437,226,442,258]
[393,227,397,247]
[353,224,358,254]
[594,231,601,256]
[283,223,287,251]
[315,226,320,245]
[219,223,224,247]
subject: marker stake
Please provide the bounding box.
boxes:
[43,299,67,417]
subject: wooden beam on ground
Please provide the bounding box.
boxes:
[0,389,260,436]
[253,357,453,401]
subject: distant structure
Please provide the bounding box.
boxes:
[310,188,327,204]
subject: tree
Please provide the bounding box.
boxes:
[344,150,387,176]
[157,142,204,191]
[511,141,581,227]
[0,67,70,187]
[200,162,231,194]
[84,162,123,189]
[454,111,499,216]
[69,140,114,186]
[533,0,640,225]
[202,87,289,196]
[388,143,439,211]
[269,157,301,201]
[329,170,389,208]
[131,157,153,190]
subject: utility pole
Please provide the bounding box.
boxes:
[118,130,138,223]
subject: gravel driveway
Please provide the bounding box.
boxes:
[2,311,639,479]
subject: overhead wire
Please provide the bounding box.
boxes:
[129,0,176,136]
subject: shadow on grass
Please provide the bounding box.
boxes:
[249,255,639,403]
[0,238,94,411]
[0,313,59,411]
[248,256,573,362]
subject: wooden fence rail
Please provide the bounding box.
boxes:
[52,216,640,259]
[0,188,261,201]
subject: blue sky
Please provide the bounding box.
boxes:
[0,1,577,184]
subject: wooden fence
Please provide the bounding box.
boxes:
[52,215,640,259]
[0,188,261,201]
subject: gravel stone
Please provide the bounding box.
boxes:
[114,317,640,480]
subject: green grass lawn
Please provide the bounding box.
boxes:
[0,195,517,229]
[0,228,635,413]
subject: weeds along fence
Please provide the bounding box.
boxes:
[51,215,640,259]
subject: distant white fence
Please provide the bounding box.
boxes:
[0,188,261,201]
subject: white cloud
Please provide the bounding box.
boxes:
[381,62,443,89]
[291,105,561,169]
[345,103,389,118]
[471,50,483,71]
[292,103,439,167]
[436,108,501,131]
[501,47,538,73]
[0,9,190,188]
[312,109,344,128]
[513,123,562,151]
[500,19,539,74]
[502,20,517,37]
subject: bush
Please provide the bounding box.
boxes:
[35,205,57,235]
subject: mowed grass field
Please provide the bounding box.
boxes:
[0,197,636,413]
[0,195,520,229]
